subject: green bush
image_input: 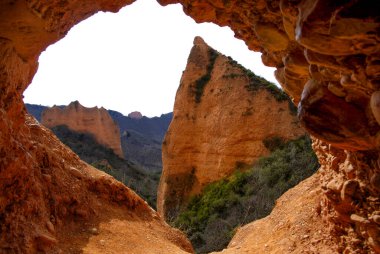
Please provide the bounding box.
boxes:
[262,136,286,152]
[226,56,298,115]
[173,135,319,253]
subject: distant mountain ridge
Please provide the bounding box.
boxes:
[25,103,172,172]
[47,124,159,206]
[110,110,172,172]
[108,110,173,142]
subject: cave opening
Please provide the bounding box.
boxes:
[19,0,316,252]
[3,0,378,253]
[23,0,277,118]
[19,0,320,253]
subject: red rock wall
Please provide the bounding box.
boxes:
[0,0,379,253]
[156,1,380,252]
[42,101,124,158]
[0,1,193,253]
[157,36,305,220]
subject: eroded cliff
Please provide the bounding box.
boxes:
[0,1,193,253]
[157,36,305,220]
[0,0,379,253]
[0,115,193,253]
[157,1,380,252]
[41,101,124,158]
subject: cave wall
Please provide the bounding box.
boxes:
[0,1,196,253]
[0,0,379,253]
[156,0,380,252]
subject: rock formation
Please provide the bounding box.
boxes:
[41,101,124,158]
[212,172,339,254]
[157,1,380,252]
[0,115,193,253]
[0,0,379,253]
[157,36,305,219]
[128,111,143,119]
[26,104,172,173]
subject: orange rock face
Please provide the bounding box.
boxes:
[0,1,193,253]
[157,37,305,219]
[156,1,380,252]
[0,0,379,253]
[42,101,124,158]
[0,115,193,253]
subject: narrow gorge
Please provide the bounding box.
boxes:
[0,0,379,253]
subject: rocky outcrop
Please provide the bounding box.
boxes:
[26,104,172,173]
[128,111,143,119]
[157,1,380,252]
[41,101,124,158]
[157,37,305,219]
[0,0,379,253]
[0,114,193,253]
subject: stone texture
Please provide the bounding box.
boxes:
[157,37,305,220]
[156,1,380,252]
[41,101,124,158]
[0,1,193,253]
[0,115,193,253]
[0,0,379,253]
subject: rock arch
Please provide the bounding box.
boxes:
[0,0,379,253]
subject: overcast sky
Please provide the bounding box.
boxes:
[23,0,277,117]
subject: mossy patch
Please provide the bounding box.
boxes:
[226,57,297,115]
[194,48,218,103]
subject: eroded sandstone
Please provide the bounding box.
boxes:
[41,101,124,158]
[0,115,193,253]
[0,0,193,253]
[157,36,305,220]
[156,1,380,252]
[0,0,379,253]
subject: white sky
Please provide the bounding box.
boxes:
[23,0,277,117]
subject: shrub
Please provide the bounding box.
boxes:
[172,135,318,253]
[226,56,297,114]
[262,136,286,152]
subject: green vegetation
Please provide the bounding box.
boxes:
[194,48,219,103]
[172,135,319,253]
[225,56,298,115]
[227,56,289,102]
[262,136,286,152]
[50,125,159,208]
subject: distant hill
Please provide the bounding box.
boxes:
[49,125,159,207]
[25,103,48,122]
[41,101,124,158]
[26,103,173,173]
[108,110,172,172]
[108,110,172,142]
